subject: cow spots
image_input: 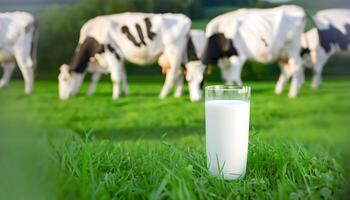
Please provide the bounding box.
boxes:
[106,44,121,60]
[135,24,147,46]
[121,26,141,47]
[261,37,268,47]
[144,17,156,40]
[121,17,157,48]
[70,37,105,73]
[201,33,239,65]
[300,47,310,57]
[70,37,120,73]
[187,36,198,62]
[318,23,350,53]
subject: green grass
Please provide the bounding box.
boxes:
[0,78,350,199]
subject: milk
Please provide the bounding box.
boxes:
[205,100,250,180]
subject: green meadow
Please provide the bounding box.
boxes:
[0,78,349,199]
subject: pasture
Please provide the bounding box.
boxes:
[0,78,349,199]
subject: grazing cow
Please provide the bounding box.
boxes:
[0,11,38,94]
[158,29,207,101]
[84,29,206,101]
[186,5,307,99]
[58,13,192,100]
[301,9,350,89]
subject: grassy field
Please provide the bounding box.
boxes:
[0,78,349,199]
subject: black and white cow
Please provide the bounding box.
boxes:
[0,11,38,94]
[58,13,193,100]
[301,9,350,89]
[80,29,206,101]
[187,5,307,98]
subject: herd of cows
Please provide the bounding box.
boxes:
[0,5,349,101]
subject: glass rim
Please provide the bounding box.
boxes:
[205,85,251,92]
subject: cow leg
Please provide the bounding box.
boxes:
[219,57,244,86]
[121,64,129,96]
[275,74,287,95]
[111,77,120,100]
[104,52,122,100]
[70,73,85,96]
[229,57,243,86]
[311,59,327,90]
[159,47,182,99]
[233,66,243,86]
[160,68,180,99]
[311,71,322,90]
[218,58,232,85]
[288,57,302,98]
[159,72,175,99]
[13,45,34,94]
[299,68,305,89]
[86,72,101,96]
[174,74,184,98]
[0,62,16,88]
[225,80,233,86]
[275,62,291,95]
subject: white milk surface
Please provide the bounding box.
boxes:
[205,100,250,180]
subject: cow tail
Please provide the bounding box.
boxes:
[31,20,39,69]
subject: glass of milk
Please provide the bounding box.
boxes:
[205,85,251,180]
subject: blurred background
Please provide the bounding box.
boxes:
[1,0,350,81]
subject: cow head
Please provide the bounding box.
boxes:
[157,54,206,102]
[58,64,84,100]
[200,33,238,65]
[300,34,313,68]
[300,28,323,69]
[300,46,313,68]
[185,61,206,102]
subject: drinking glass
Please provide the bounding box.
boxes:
[205,85,251,180]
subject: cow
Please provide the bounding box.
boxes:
[0,11,38,94]
[301,9,350,89]
[82,29,206,101]
[185,5,307,99]
[58,13,193,100]
[158,29,207,101]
